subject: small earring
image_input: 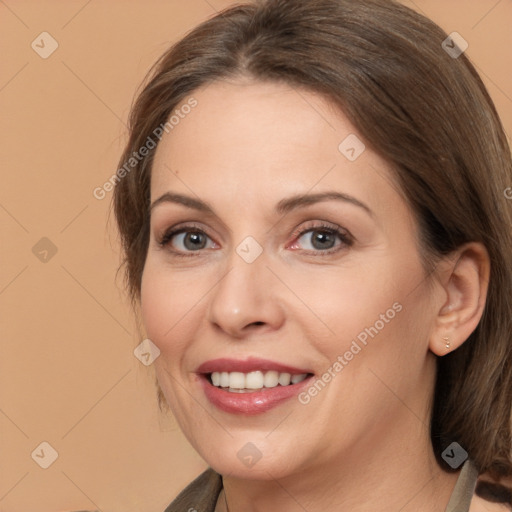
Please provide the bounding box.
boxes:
[442,336,450,350]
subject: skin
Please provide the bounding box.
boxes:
[140,78,490,512]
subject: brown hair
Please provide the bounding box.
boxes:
[112,0,512,478]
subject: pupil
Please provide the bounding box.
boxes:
[313,230,334,249]
[185,232,205,250]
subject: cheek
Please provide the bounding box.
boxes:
[140,264,168,340]
[140,260,202,357]
[301,252,431,380]
[288,256,414,346]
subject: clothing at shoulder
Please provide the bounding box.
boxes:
[163,459,479,512]
[445,458,479,512]
[163,468,222,512]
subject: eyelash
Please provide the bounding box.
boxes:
[156,221,354,258]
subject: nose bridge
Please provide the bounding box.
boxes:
[207,235,284,336]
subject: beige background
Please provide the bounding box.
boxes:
[1,1,511,511]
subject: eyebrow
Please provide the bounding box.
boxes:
[149,191,374,218]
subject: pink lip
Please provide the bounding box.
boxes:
[195,357,314,415]
[198,374,314,415]
[196,357,312,374]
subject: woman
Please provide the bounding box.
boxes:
[112,0,512,510]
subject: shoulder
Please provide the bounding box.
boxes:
[163,467,223,512]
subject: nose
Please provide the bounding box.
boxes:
[206,245,286,339]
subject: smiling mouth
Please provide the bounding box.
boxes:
[206,370,314,393]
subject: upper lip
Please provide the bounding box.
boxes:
[196,357,313,375]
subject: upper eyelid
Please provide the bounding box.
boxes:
[156,217,347,235]
[150,198,370,237]
[158,220,344,237]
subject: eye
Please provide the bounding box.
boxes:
[288,221,353,255]
[157,220,353,258]
[157,223,217,256]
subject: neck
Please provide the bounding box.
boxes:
[216,419,460,512]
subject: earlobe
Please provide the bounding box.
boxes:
[429,242,490,356]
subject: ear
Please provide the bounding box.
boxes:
[429,242,490,356]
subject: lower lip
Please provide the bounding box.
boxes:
[198,374,314,415]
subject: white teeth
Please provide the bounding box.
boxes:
[246,371,264,389]
[291,373,308,384]
[220,372,230,387]
[209,370,310,390]
[278,372,291,386]
[229,372,245,389]
[264,371,279,388]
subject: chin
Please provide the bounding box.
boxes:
[193,433,302,480]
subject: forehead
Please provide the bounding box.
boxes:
[150,79,401,218]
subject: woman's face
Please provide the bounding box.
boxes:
[141,79,443,479]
